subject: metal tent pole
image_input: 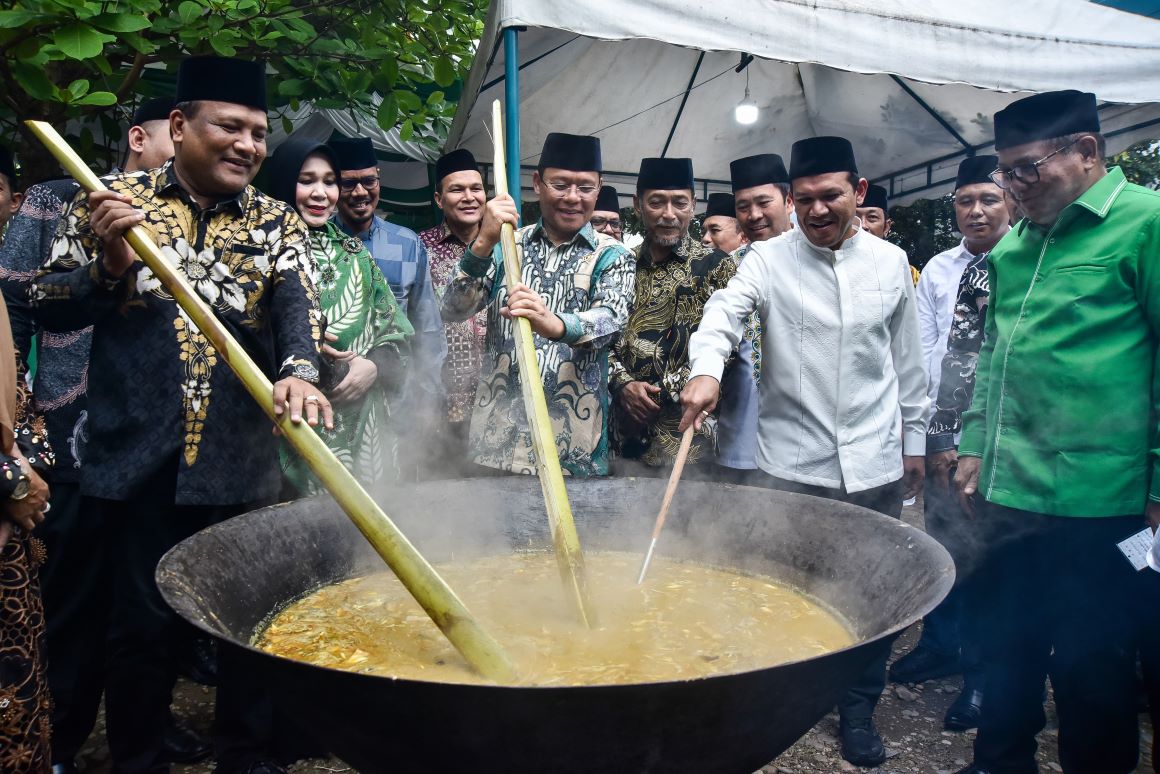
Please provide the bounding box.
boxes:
[503,27,522,216]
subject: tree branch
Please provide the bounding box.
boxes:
[115,52,147,102]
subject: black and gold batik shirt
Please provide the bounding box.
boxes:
[610,233,737,466]
[33,161,322,505]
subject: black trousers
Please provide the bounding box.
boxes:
[915,475,985,686]
[758,473,903,720]
[972,505,1139,774]
[99,461,270,773]
[37,481,109,764]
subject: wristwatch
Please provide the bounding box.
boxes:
[10,473,29,500]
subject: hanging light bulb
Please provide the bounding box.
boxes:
[734,68,758,125]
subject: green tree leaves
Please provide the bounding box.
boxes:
[54,23,116,60]
[2,0,483,181]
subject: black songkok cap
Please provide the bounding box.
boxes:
[131,96,176,127]
[329,137,378,171]
[0,144,15,187]
[730,153,789,192]
[435,148,479,185]
[266,138,339,211]
[956,155,999,190]
[789,136,858,180]
[637,157,694,191]
[862,184,888,212]
[595,185,620,212]
[175,56,267,111]
[539,132,602,173]
[993,90,1100,151]
[704,192,736,219]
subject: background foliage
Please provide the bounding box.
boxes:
[0,0,485,183]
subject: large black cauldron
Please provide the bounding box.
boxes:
[157,477,952,773]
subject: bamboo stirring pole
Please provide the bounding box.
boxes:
[24,120,518,683]
[637,423,696,584]
[489,101,595,627]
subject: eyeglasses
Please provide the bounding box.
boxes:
[339,175,380,192]
[543,179,599,198]
[989,138,1080,189]
[590,217,622,229]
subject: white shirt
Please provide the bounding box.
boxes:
[690,226,929,493]
[915,239,975,412]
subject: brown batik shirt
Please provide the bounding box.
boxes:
[33,161,322,505]
[419,222,486,424]
[610,233,737,466]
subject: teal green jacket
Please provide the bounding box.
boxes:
[958,167,1160,517]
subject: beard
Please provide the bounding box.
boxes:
[647,222,683,247]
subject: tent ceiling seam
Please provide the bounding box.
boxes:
[661,51,706,158]
[890,75,973,152]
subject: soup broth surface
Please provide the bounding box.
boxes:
[255,551,853,686]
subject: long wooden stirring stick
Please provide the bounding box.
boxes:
[25,120,518,683]
[489,100,595,627]
[637,423,696,584]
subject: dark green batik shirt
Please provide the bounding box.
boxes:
[958,166,1160,517]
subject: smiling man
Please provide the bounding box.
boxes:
[731,152,793,244]
[682,136,928,767]
[419,149,487,470]
[610,157,736,470]
[331,136,446,478]
[952,90,1160,774]
[33,56,329,774]
[441,132,634,476]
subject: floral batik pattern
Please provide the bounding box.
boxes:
[441,221,634,476]
[281,222,412,494]
[927,251,989,452]
[420,223,487,424]
[609,234,737,466]
[32,161,322,505]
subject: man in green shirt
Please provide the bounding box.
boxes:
[954,90,1160,774]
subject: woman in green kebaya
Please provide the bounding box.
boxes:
[267,138,413,493]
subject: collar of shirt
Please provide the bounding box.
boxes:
[528,219,599,251]
[436,221,469,247]
[799,222,867,262]
[1016,166,1127,237]
[155,160,249,215]
[335,213,386,242]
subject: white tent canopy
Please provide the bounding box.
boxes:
[448,0,1160,206]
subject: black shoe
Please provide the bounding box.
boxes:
[178,635,219,686]
[944,686,984,731]
[952,767,991,774]
[163,720,213,764]
[888,645,960,683]
[839,716,887,767]
[51,764,80,774]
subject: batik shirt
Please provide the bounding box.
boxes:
[441,221,634,476]
[339,215,447,418]
[33,161,322,505]
[419,223,486,424]
[610,234,737,466]
[716,243,761,470]
[0,179,89,481]
[282,223,412,494]
[927,252,988,453]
